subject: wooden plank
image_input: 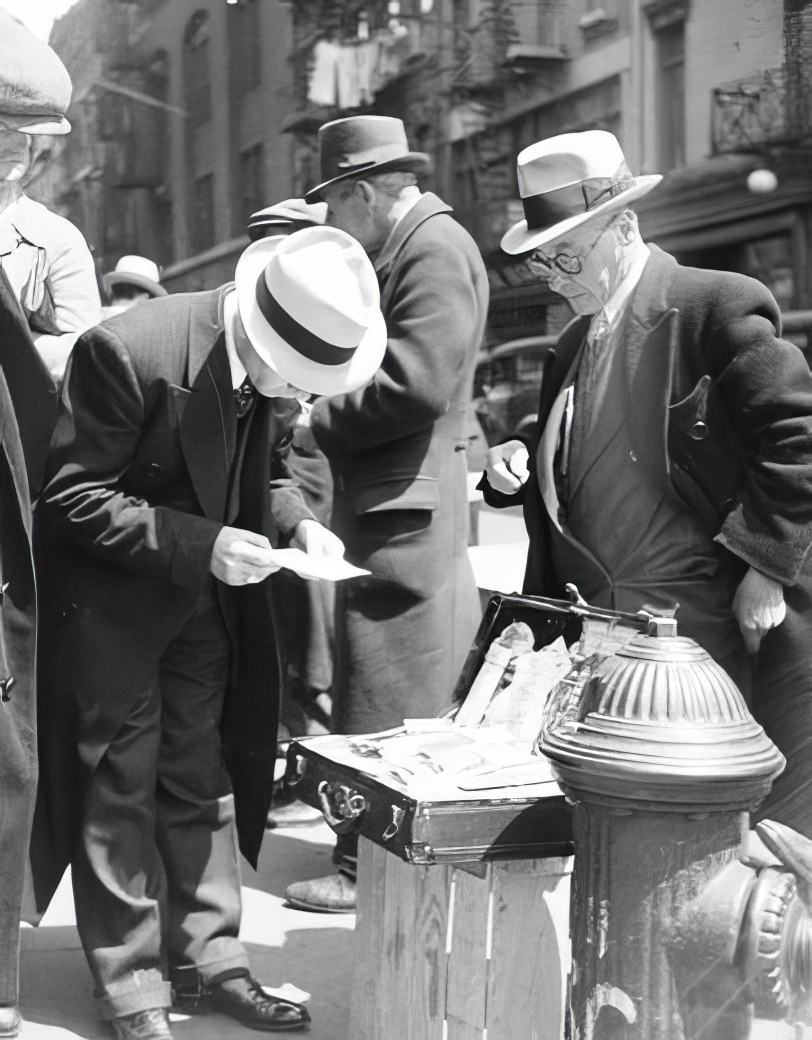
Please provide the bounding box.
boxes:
[484,858,572,1040]
[350,839,391,1039]
[405,861,451,1040]
[445,866,488,1037]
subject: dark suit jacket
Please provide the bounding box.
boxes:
[0,273,50,998]
[31,286,314,910]
[310,193,488,726]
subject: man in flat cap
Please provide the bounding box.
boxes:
[0,10,101,385]
[246,197,334,828]
[285,115,487,912]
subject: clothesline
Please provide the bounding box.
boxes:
[307,27,412,109]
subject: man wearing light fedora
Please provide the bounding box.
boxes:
[482,129,812,837]
[284,115,487,913]
[102,254,167,318]
[30,226,386,1040]
[0,10,101,385]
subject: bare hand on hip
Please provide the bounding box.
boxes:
[485,439,530,494]
[732,565,787,654]
[210,527,281,585]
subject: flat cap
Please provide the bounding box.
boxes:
[0,11,72,135]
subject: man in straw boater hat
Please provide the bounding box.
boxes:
[102,254,168,318]
[284,115,487,913]
[29,226,386,1040]
[0,10,101,385]
[482,129,812,837]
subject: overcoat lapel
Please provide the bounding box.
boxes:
[179,291,235,521]
[621,249,680,482]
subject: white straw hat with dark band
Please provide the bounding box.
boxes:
[234,225,387,397]
[501,130,662,255]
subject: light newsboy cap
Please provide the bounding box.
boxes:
[0,11,72,135]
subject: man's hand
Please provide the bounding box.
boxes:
[210,527,281,586]
[485,440,530,494]
[291,518,345,559]
[732,565,787,654]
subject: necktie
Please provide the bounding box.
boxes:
[233,376,256,419]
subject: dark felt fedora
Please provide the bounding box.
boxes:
[304,116,430,203]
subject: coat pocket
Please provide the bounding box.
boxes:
[353,475,439,515]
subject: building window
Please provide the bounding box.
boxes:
[183,10,212,128]
[656,19,685,169]
[227,0,261,98]
[235,143,265,236]
[191,173,215,254]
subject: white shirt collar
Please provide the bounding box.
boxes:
[223,290,248,390]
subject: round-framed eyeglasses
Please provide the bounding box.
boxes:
[526,220,611,277]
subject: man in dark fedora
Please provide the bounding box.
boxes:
[482,130,812,838]
[284,115,487,913]
[30,226,386,1039]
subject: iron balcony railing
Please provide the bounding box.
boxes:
[712,65,812,155]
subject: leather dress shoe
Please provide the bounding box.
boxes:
[0,1006,20,1039]
[204,973,310,1031]
[285,872,356,913]
[111,1008,173,1040]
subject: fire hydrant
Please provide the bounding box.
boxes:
[541,616,812,1039]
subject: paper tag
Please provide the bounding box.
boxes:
[272,548,370,582]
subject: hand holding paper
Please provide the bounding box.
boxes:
[272,547,370,582]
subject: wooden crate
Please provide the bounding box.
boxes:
[350,837,572,1040]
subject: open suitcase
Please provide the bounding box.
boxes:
[285,592,650,865]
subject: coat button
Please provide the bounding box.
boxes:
[689,421,708,441]
[0,676,15,702]
[0,581,8,603]
[147,463,162,479]
[629,450,638,463]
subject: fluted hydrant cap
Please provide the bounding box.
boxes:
[540,625,785,812]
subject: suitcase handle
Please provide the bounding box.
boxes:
[317,780,368,834]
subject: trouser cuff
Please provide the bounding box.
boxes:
[98,976,172,1021]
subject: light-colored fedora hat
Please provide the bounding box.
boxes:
[501,130,662,255]
[234,225,387,397]
[104,255,167,298]
[246,198,327,241]
[304,115,430,203]
[0,11,72,135]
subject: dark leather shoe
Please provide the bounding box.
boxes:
[0,1006,20,1039]
[285,872,356,913]
[205,974,310,1032]
[111,1008,173,1040]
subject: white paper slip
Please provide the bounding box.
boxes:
[272,548,370,582]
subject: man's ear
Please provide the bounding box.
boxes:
[355,180,375,205]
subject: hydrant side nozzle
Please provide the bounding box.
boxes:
[645,615,679,637]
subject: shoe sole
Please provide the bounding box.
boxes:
[171,1006,310,1031]
[284,895,355,914]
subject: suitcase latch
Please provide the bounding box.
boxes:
[382,805,405,842]
[317,780,368,834]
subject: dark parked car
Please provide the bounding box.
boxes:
[474,334,556,446]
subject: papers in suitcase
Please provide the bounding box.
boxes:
[285,592,650,863]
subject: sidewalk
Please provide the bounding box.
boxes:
[19,816,355,1039]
